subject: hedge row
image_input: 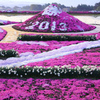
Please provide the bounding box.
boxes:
[0,65,100,78]
[17,34,96,41]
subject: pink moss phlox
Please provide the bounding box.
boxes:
[0,40,82,54]
[0,78,100,99]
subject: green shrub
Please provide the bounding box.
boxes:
[0,49,19,58]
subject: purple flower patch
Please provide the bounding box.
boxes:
[0,78,99,99]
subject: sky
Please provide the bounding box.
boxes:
[0,0,100,7]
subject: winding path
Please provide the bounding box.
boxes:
[0,25,53,43]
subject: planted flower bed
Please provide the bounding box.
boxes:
[0,40,83,54]
[12,4,96,33]
[0,33,100,99]
[0,5,100,98]
[0,38,100,78]
[0,27,7,41]
[0,78,100,99]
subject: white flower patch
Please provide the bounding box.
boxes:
[51,21,56,31]
[27,26,33,29]
[0,20,7,24]
[16,41,49,46]
[39,21,49,30]
[59,23,67,31]
[32,21,39,26]
[0,28,4,33]
[25,21,39,29]
[76,25,84,31]
[42,4,62,16]
[19,52,34,57]
[70,17,72,19]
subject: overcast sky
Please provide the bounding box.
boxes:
[0,0,100,7]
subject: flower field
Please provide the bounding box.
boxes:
[0,78,100,99]
[0,33,100,99]
[0,34,100,79]
[0,30,100,99]
[0,4,100,99]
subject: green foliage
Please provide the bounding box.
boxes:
[70,6,77,11]
[17,34,96,41]
[94,2,100,10]
[21,6,30,11]
[30,4,43,11]
[0,49,19,58]
[70,4,94,11]
[21,3,67,11]
[96,6,100,11]
[71,2,100,11]
[77,4,94,11]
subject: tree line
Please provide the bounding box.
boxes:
[16,2,100,11]
[70,2,100,11]
[1,2,100,11]
[21,3,66,11]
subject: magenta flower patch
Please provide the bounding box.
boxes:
[0,78,100,99]
[0,40,82,54]
[12,4,96,33]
